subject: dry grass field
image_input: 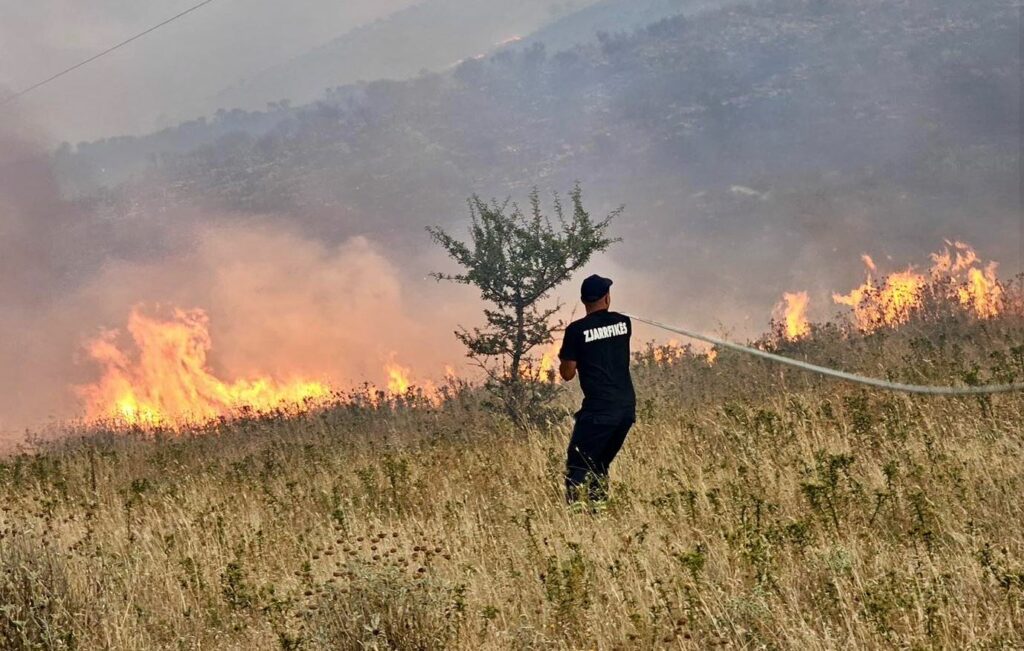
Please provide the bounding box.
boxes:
[2,296,1023,649]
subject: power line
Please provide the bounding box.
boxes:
[0,0,221,108]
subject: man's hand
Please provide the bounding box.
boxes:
[559,359,577,382]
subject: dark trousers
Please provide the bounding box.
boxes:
[565,409,635,503]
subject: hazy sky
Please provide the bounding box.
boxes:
[0,0,417,143]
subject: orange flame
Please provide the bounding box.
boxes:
[833,267,927,332]
[516,340,561,383]
[834,242,1002,332]
[375,355,445,404]
[775,291,811,341]
[537,340,561,382]
[932,242,1003,318]
[930,240,979,276]
[959,262,1003,318]
[649,339,715,365]
[78,306,330,427]
[653,339,685,365]
[385,359,413,395]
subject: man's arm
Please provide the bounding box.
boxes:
[559,360,577,382]
[558,323,579,381]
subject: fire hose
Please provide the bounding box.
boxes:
[625,313,1024,395]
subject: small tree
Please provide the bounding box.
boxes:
[428,185,620,426]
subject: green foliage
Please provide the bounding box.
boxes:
[428,185,620,426]
[220,558,256,611]
[541,542,592,634]
[800,452,859,537]
[673,545,707,579]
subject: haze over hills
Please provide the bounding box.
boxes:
[53,0,728,193]
[0,0,422,141]
[506,0,736,53]
[51,0,613,192]
[209,0,601,115]
[61,0,1017,268]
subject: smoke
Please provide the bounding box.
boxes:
[0,118,473,438]
[72,225,467,385]
[0,123,72,305]
[1,0,422,140]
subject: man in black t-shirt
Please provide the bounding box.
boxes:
[558,274,636,504]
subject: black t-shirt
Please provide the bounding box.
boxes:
[559,310,636,413]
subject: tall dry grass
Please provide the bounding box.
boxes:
[2,289,1023,649]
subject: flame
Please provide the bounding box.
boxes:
[516,340,561,383]
[385,359,413,395]
[932,242,1003,318]
[648,339,717,365]
[834,242,1003,332]
[374,355,446,405]
[833,268,926,332]
[775,291,811,341]
[653,339,685,365]
[537,340,561,382]
[958,262,1003,318]
[78,306,330,427]
[930,240,979,276]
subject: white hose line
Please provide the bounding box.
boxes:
[625,313,1024,396]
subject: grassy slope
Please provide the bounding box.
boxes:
[2,301,1023,649]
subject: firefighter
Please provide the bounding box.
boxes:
[558,274,635,505]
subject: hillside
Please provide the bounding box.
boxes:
[209,0,601,113]
[507,0,731,52]
[57,0,1018,312]
[60,0,1018,205]
[51,0,599,193]
[2,288,1023,648]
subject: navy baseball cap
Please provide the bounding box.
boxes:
[581,274,613,302]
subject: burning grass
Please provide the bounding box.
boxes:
[74,306,457,430]
[77,306,334,428]
[2,274,1024,649]
[774,242,1005,342]
[73,242,1007,431]
[73,307,556,432]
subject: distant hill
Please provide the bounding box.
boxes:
[507,0,735,52]
[57,0,1020,317]
[139,0,1015,209]
[46,0,759,195]
[54,0,601,193]
[209,0,600,113]
[52,107,295,197]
